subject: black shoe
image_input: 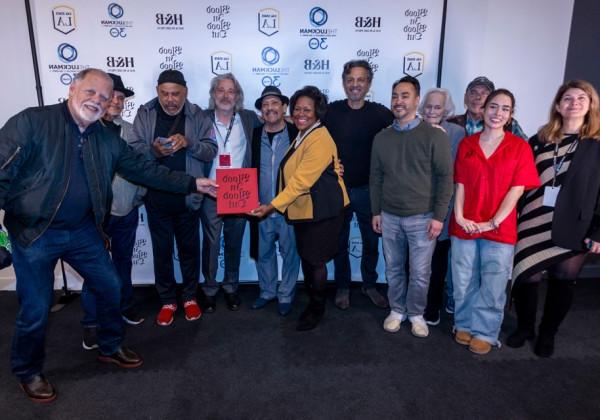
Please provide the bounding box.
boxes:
[424,310,441,326]
[224,292,241,311]
[122,307,145,325]
[82,327,99,351]
[203,295,216,313]
[20,374,56,403]
[534,332,555,358]
[296,304,324,331]
[98,346,143,368]
[361,286,389,308]
[506,328,535,348]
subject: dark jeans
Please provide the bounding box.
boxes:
[10,221,124,381]
[81,208,139,327]
[145,202,200,304]
[424,239,451,318]
[334,185,379,289]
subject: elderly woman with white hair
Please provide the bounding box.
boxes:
[418,88,466,325]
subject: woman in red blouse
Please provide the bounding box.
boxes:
[449,89,540,355]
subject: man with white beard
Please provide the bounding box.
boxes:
[0,68,217,403]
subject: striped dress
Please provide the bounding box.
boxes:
[512,134,580,283]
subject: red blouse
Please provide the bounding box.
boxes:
[449,132,540,244]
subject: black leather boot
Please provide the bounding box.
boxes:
[534,279,575,358]
[296,280,325,331]
[506,281,539,348]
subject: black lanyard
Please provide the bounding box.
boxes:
[214,112,236,150]
[552,138,578,186]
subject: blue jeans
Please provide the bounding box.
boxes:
[334,185,380,289]
[382,212,437,317]
[256,214,300,303]
[81,208,139,327]
[10,221,124,381]
[451,237,514,345]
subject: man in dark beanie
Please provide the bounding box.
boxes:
[132,69,217,326]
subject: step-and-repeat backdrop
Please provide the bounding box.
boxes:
[30,0,444,287]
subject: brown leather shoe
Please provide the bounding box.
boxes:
[454,330,472,345]
[20,374,56,403]
[98,346,143,368]
[469,338,492,355]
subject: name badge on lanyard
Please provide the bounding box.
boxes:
[219,153,231,167]
[214,112,236,168]
[543,186,560,207]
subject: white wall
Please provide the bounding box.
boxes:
[0,0,577,289]
[442,0,574,136]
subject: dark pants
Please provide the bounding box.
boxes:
[10,221,124,381]
[424,239,451,318]
[145,202,200,304]
[334,186,379,289]
[200,197,247,296]
[81,207,139,327]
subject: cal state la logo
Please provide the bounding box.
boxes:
[211,51,232,75]
[403,52,424,77]
[52,6,76,34]
[258,8,279,36]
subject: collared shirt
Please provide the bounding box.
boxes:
[392,116,421,132]
[465,115,484,136]
[209,113,246,179]
[449,132,540,244]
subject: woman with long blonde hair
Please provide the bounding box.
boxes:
[509,80,600,357]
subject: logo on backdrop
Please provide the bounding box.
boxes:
[122,98,136,120]
[300,7,336,50]
[349,237,363,259]
[101,3,133,38]
[156,12,184,30]
[354,16,382,33]
[158,45,184,71]
[258,8,279,36]
[206,5,231,38]
[403,8,429,41]
[356,48,380,73]
[403,52,424,77]
[49,43,89,85]
[106,56,135,73]
[52,6,76,34]
[211,51,232,75]
[253,47,288,87]
[132,238,149,266]
[302,59,330,75]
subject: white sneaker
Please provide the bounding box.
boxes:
[409,315,429,338]
[383,311,407,333]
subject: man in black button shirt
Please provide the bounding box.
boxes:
[324,60,394,310]
[132,70,217,326]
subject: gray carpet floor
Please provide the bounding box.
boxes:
[1,280,599,419]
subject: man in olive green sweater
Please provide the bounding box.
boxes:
[370,76,453,338]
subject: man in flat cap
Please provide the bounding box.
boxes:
[80,73,146,351]
[0,68,217,403]
[132,69,217,326]
[248,86,300,316]
[447,76,527,139]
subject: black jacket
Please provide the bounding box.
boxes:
[249,122,298,260]
[0,103,195,246]
[545,136,600,250]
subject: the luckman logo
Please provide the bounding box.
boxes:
[57,43,78,63]
[261,47,280,66]
[403,52,424,77]
[211,51,231,75]
[52,6,76,34]
[258,8,279,36]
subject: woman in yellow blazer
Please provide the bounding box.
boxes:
[251,86,349,331]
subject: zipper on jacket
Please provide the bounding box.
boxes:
[0,146,22,170]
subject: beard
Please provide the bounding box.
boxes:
[75,101,104,124]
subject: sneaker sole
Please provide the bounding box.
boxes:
[122,316,145,326]
[97,355,143,369]
[156,318,174,326]
[82,341,99,351]
[425,319,441,326]
[185,314,202,321]
[411,330,429,338]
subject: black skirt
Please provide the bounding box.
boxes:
[293,213,344,265]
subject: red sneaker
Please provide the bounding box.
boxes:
[183,300,202,321]
[156,304,177,326]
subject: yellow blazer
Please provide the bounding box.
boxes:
[271,125,349,222]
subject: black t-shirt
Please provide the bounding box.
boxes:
[145,104,187,214]
[324,100,393,188]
